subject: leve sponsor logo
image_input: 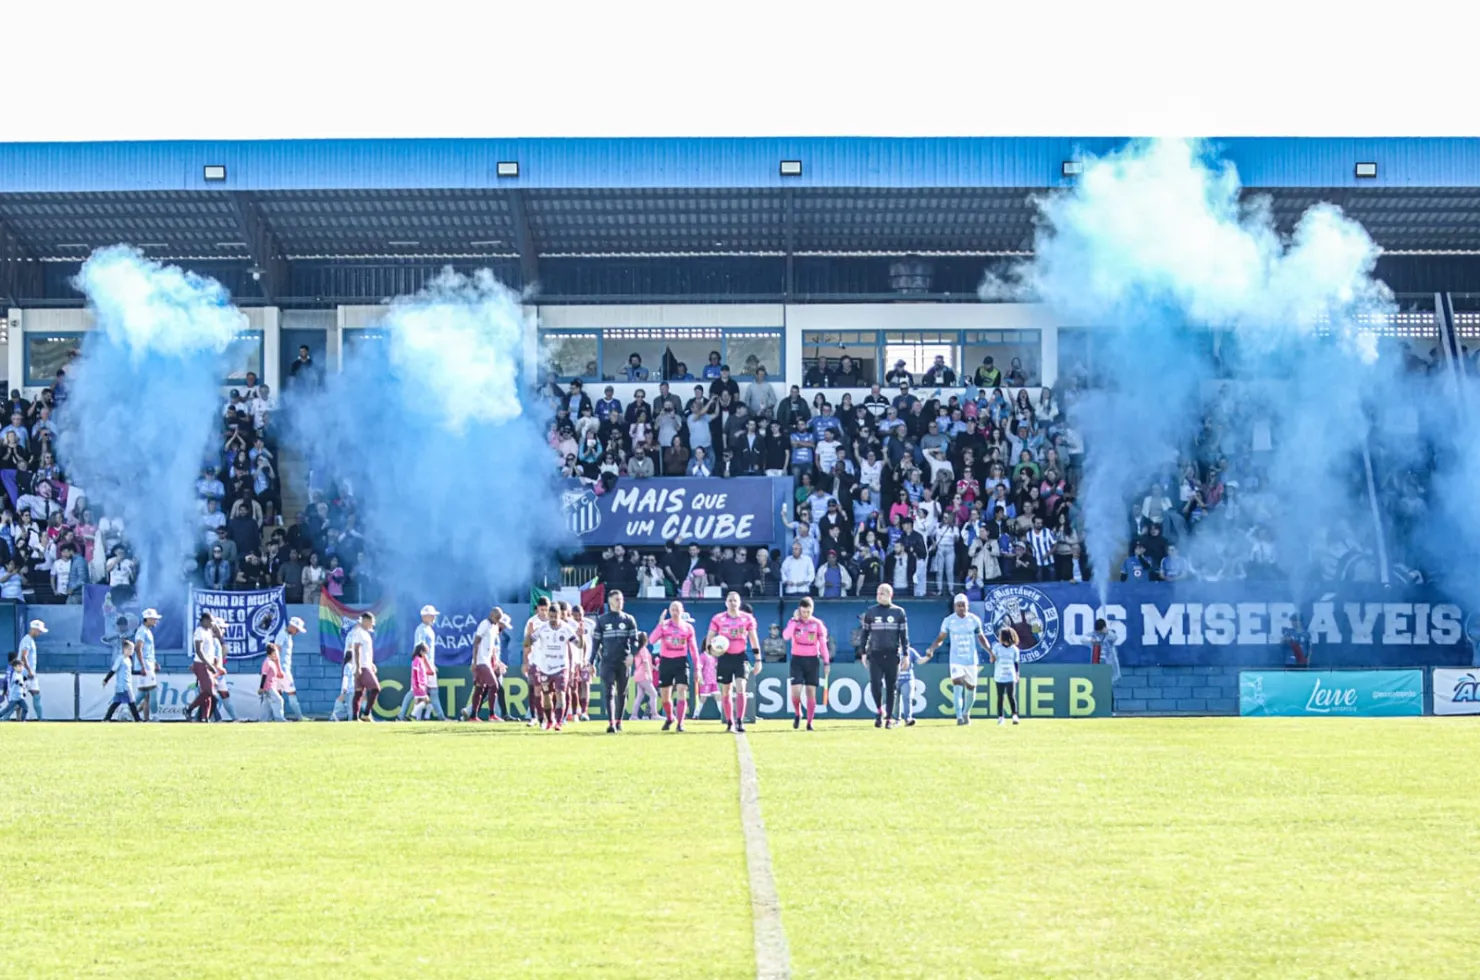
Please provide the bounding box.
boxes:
[1303,677,1359,714]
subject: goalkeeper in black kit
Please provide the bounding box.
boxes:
[594,590,644,733]
[860,583,909,728]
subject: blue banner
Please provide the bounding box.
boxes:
[560,477,788,546]
[188,587,288,660]
[81,585,185,650]
[945,582,1473,668]
[1239,670,1424,716]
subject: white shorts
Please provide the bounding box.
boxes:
[949,663,979,684]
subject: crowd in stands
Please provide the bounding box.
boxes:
[203,348,380,604]
[554,345,1417,598]
[0,342,361,606]
[553,352,1089,599]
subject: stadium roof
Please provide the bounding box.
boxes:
[2,137,1478,307]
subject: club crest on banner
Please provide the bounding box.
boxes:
[563,487,602,537]
[983,585,1060,663]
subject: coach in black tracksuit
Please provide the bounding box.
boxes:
[594,590,644,733]
[860,583,910,728]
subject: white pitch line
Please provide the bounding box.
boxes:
[735,731,791,980]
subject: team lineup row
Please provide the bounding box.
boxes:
[331,583,1028,731]
[0,585,1030,725]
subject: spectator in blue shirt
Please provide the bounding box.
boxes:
[702,351,724,380]
[670,362,695,382]
[892,383,917,415]
[623,353,650,382]
[1120,542,1151,581]
[788,418,816,478]
[595,386,622,422]
[1160,544,1190,582]
[809,403,844,442]
[196,467,225,502]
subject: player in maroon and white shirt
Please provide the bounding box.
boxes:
[522,597,552,727]
[566,605,595,723]
[704,592,763,733]
[525,601,575,730]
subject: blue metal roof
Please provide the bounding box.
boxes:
[0,137,1477,193]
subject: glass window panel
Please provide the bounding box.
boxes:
[724,331,782,381]
[601,328,724,382]
[25,333,83,387]
[962,329,1041,386]
[223,330,264,385]
[802,331,879,386]
[882,332,958,381]
[541,332,601,382]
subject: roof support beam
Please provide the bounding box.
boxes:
[507,190,540,292]
[0,211,43,305]
[228,192,290,304]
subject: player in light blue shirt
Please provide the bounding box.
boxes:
[273,616,307,721]
[925,594,990,724]
[398,605,447,721]
[135,609,160,721]
[18,619,45,720]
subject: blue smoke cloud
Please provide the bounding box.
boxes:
[59,245,245,590]
[983,139,1401,602]
[285,268,566,601]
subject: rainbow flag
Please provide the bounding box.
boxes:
[317,589,397,663]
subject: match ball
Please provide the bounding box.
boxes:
[708,635,731,656]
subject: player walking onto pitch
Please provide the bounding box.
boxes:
[18,618,45,720]
[594,590,643,733]
[926,594,991,725]
[706,591,762,732]
[525,602,575,730]
[860,584,910,728]
[523,597,552,727]
[185,612,219,723]
[650,601,699,732]
[101,639,143,722]
[134,609,161,721]
[465,607,512,722]
[782,596,828,730]
[990,627,1021,725]
[398,605,447,721]
[568,605,594,722]
[347,612,380,722]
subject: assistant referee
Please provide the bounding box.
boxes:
[860,583,909,728]
[594,590,643,733]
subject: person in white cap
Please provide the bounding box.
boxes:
[925,594,990,725]
[398,605,447,721]
[135,610,161,721]
[17,619,46,720]
[273,616,308,721]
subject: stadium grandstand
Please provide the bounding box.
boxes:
[2,135,1478,720]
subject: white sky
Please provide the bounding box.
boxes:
[10,0,1479,141]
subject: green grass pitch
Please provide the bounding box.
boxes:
[2,718,1477,979]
